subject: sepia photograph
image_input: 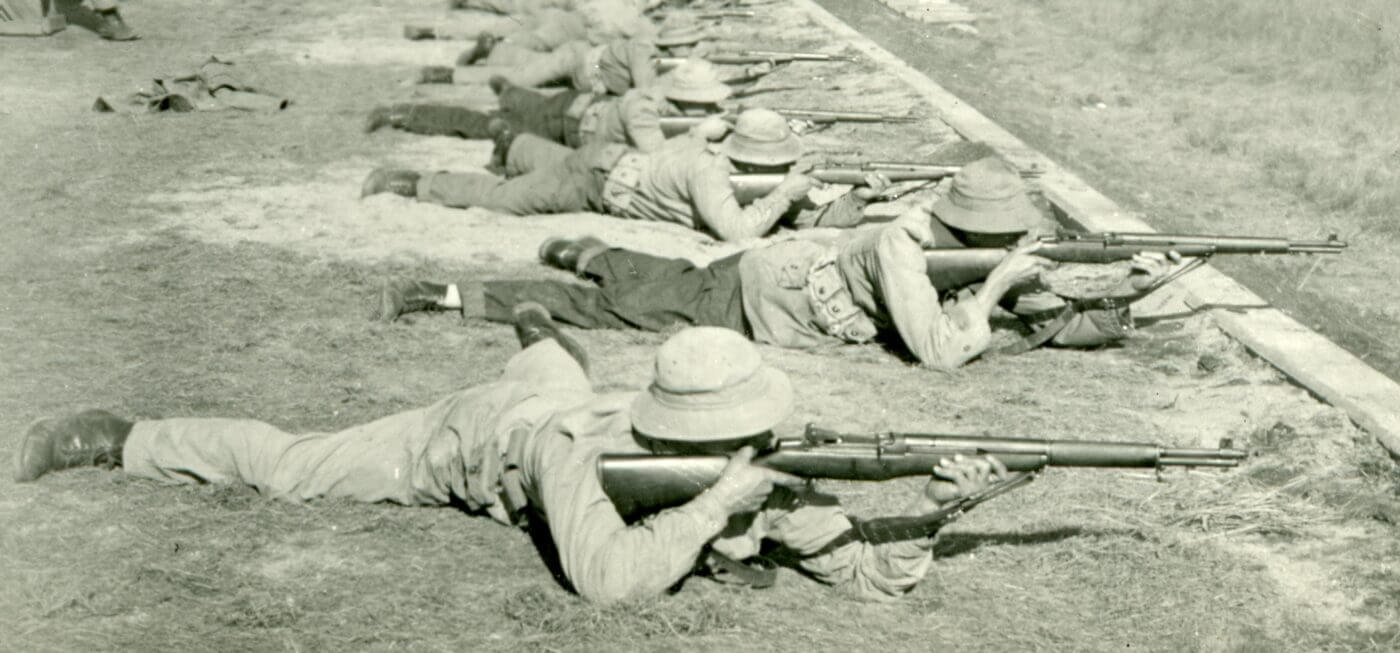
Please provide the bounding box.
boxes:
[2,0,1397,650]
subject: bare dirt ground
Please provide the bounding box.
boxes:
[2,1,1398,651]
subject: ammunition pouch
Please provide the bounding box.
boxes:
[805,250,877,344]
[601,151,646,215]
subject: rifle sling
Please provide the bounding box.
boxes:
[1001,297,1128,355]
[704,551,778,588]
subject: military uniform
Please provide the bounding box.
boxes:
[494,86,684,151]
[418,134,843,241]
[481,37,659,96]
[483,212,993,369]
[98,338,938,603]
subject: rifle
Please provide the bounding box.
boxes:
[599,424,1247,523]
[729,165,962,204]
[696,10,755,19]
[657,51,857,71]
[660,109,917,138]
[924,231,1348,290]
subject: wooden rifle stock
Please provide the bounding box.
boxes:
[599,424,1247,522]
[729,166,960,205]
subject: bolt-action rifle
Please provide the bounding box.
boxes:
[660,108,917,138]
[599,424,1248,526]
[695,9,755,19]
[657,51,858,72]
[924,231,1348,290]
[728,164,961,204]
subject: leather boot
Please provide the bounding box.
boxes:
[403,25,437,40]
[456,33,500,66]
[512,303,589,373]
[374,277,452,322]
[15,409,134,482]
[488,74,513,97]
[361,168,422,199]
[418,65,455,85]
[364,104,413,133]
[487,118,517,174]
[95,9,139,41]
[538,235,609,275]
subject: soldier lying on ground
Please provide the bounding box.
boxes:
[406,14,714,93]
[362,109,884,241]
[406,0,655,65]
[368,58,733,154]
[15,321,1007,603]
[373,158,1177,370]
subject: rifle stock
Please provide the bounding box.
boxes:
[599,424,1247,522]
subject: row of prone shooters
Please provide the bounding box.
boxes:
[361,0,1337,536]
[362,0,1345,371]
[12,0,1346,604]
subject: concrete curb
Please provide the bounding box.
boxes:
[795,0,1400,458]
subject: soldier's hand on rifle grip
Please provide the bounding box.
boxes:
[993,241,1053,288]
[774,163,816,202]
[703,446,804,515]
[1129,250,1182,291]
[691,115,732,141]
[924,454,1009,506]
[852,172,893,201]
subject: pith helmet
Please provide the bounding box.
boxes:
[721,108,803,166]
[629,327,794,442]
[658,58,732,104]
[655,15,709,47]
[930,156,1042,234]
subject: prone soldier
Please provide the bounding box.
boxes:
[362,108,882,241]
[372,157,1178,369]
[15,323,1008,603]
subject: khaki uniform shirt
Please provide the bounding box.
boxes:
[601,136,799,241]
[739,211,992,369]
[573,39,659,96]
[581,88,681,152]
[515,391,936,603]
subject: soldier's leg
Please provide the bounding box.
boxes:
[507,9,588,52]
[494,41,590,89]
[415,164,594,214]
[505,133,575,176]
[370,103,498,139]
[479,253,747,333]
[496,86,580,145]
[121,412,441,504]
[16,407,450,505]
[581,249,707,287]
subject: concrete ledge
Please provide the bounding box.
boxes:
[796,0,1400,458]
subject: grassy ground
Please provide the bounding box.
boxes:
[2,0,1399,651]
[824,0,1400,380]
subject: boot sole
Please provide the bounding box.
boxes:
[14,417,58,483]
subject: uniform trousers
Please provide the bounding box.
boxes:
[120,341,590,511]
[483,249,750,334]
[416,135,616,214]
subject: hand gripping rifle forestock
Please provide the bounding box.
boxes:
[598,424,1248,522]
[924,231,1348,290]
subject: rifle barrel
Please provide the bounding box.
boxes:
[1056,232,1348,255]
[599,426,1247,520]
